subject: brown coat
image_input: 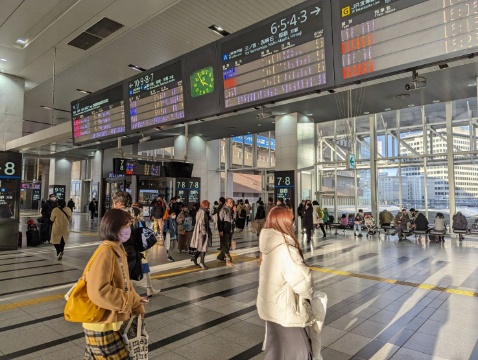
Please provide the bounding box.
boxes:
[85,240,144,324]
[50,207,72,244]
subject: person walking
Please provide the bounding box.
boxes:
[302,200,314,242]
[151,195,165,236]
[354,209,365,237]
[67,198,75,212]
[244,199,252,228]
[131,202,161,297]
[82,208,146,359]
[176,204,189,252]
[217,198,235,266]
[254,199,266,235]
[190,200,212,270]
[50,199,72,260]
[88,198,98,222]
[312,201,326,239]
[257,206,314,360]
[41,194,57,242]
[266,197,274,215]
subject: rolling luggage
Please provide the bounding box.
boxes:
[18,232,22,248]
[27,230,40,247]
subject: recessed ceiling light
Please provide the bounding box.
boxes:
[468,83,477,87]
[408,104,415,107]
[272,121,275,124]
[328,90,336,94]
[16,38,27,45]
[385,108,392,111]
[258,124,262,126]
[76,88,92,95]
[433,100,440,103]
[364,112,370,115]
[208,25,230,36]
[0,58,6,62]
[280,112,286,115]
[307,114,313,116]
[247,132,251,134]
[128,64,146,72]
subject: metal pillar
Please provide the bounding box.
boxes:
[370,114,378,221]
[446,101,456,221]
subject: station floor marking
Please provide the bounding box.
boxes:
[309,266,478,297]
[3,258,478,313]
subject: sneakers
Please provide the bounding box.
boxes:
[358,234,363,237]
[57,251,63,261]
[217,257,226,262]
[199,263,208,270]
[167,256,175,262]
[147,288,161,297]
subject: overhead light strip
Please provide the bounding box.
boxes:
[208,25,230,37]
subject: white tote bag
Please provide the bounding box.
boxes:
[165,232,171,251]
[122,315,149,360]
[307,291,328,360]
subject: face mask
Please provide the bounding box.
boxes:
[118,227,131,243]
[171,215,176,220]
[50,197,56,201]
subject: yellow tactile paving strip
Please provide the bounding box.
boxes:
[2,255,478,312]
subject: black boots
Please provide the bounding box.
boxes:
[199,252,208,270]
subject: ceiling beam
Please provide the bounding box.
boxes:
[6,121,71,151]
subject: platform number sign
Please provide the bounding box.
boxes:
[176,177,200,206]
[0,152,22,179]
[113,158,127,175]
[274,171,295,209]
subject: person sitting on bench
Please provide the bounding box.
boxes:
[379,209,394,228]
[452,211,468,241]
[413,212,429,240]
[391,209,410,241]
[339,214,348,229]
[433,213,447,242]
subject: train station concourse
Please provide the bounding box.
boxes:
[2,0,478,359]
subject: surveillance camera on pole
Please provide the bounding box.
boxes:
[405,70,426,91]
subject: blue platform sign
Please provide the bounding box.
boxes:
[232,135,276,150]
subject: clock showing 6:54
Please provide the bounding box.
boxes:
[191,66,215,97]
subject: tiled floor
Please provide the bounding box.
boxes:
[1,212,478,359]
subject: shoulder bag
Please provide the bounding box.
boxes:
[64,244,121,323]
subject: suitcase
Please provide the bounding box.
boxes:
[27,230,41,247]
[39,222,50,243]
[18,232,22,248]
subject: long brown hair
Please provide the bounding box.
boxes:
[264,206,304,260]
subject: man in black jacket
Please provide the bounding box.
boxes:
[151,196,165,235]
[217,198,234,265]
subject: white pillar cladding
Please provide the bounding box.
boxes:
[174,135,218,202]
[49,158,72,198]
[0,74,24,151]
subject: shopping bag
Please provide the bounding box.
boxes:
[122,315,149,360]
[165,232,171,251]
[136,221,157,251]
[308,291,328,360]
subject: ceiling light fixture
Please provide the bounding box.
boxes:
[468,83,477,87]
[76,88,92,95]
[328,90,336,94]
[433,100,440,103]
[128,64,147,72]
[138,134,151,143]
[40,105,71,113]
[438,63,449,69]
[16,38,28,46]
[0,58,6,62]
[408,104,415,107]
[307,113,313,116]
[364,112,370,115]
[208,25,230,37]
[385,108,392,111]
[0,69,4,72]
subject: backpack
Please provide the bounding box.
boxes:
[240,208,247,218]
[383,210,394,224]
[316,207,324,219]
[183,216,194,231]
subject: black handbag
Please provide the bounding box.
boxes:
[135,221,157,251]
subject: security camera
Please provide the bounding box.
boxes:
[405,80,426,91]
[139,135,151,143]
[405,70,426,91]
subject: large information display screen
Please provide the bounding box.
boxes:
[127,60,185,131]
[332,0,478,84]
[71,84,125,145]
[219,0,333,112]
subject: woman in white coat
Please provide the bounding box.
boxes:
[50,199,72,260]
[257,206,315,360]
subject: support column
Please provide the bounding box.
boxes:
[48,159,72,199]
[370,114,378,221]
[0,74,24,150]
[446,101,456,222]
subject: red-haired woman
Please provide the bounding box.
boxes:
[257,206,315,360]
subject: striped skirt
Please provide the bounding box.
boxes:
[84,329,128,360]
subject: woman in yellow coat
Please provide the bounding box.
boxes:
[50,198,72,260]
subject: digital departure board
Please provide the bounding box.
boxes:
[219,0,333,112]
[127,60,185,131]
[332,0,478,85]
[71,83,125,145]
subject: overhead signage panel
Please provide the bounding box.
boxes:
[126,60,185,131]
[219,0,334,112]
[332,0,478,84]
[71,83,125,145]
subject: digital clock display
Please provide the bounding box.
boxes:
[127,60,185,131]
[71,84,125,145]
[219,0,333,111]
[333,0,478,84]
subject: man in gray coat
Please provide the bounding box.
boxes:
[217,198,234,265]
